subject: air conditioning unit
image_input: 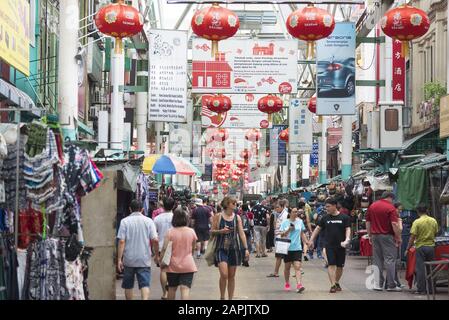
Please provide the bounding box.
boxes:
[379,101,403,149]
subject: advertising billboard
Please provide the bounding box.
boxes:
[270,125,287,166]
[201,94,271,128]
[289,99,313,154]
[192,39,297,94]
[316,22,356,115]
[148,29,188,122]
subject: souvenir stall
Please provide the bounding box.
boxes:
[0,114,102,300]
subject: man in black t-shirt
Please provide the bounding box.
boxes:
[251,200,271,258]
[309,198,351,293]
[191,198,213,259]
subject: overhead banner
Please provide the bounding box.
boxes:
[168,1,364,3]
[201,94,271,128]
[289,99,313,154]
[392,39,405,102]
[0,0,30,75]
[310,142,319,167]
[270,125,287,166]
[148,29,188,122]
[169,100,193,157]
[192,39,297,94]
[316,22,356,115]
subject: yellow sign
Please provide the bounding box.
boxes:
[0,0,30,76]
[440,95,449,139]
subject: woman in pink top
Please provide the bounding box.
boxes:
[161,208,198,300]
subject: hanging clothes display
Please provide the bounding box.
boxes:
[136,173,150,216]
[0,235,19,300]
[22,238,69,300]
[65,258,85,300]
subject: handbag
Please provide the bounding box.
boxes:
[275,237,291,255]
[160,241,173,269]
[204,214,222,266]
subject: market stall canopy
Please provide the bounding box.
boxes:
[142,154,201,176]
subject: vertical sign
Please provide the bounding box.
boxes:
[169,100,193,157]
[310,142,319,167]
[270,125,287,166]
[289,99,313,154]
[392,39,405,102]
[316,22,356,115]
[148,29,188,122]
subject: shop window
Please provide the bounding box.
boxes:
[385,109,399,131]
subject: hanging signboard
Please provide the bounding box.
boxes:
[392,39,405,102]
[270,125,287,166]
[316,22,356,115]
[289,99,313,154]
[192,39,297,94]
[310,142,319,167]
[201,94,271,128]
[0,0,30,76]
[169,100,193,157]
[148,29,188,122]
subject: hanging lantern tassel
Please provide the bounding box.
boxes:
[401,41,409,58]
[115,37,123,54]
[216,113,222,125]
[306,41,315,60]
[268,113,273,123]
[317,116,323,124]
[211,40,218,58]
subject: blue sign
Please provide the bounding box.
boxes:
[310,142,319,166]
[270,125,287,166]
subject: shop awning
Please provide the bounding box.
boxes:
[401,128,438,151]
[77,120,95,136]
[0,78,40,116]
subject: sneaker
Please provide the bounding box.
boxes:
[335,283,342,292]
[329,285,337,293]
[196,253,201,259]
[386,286,403,292]
[296,284,305,293]
[284,283,291,291]
[308,253,314,260]
[372,285,383,291]
[303,255,309,261]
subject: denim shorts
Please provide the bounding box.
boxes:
[122,267,151,289]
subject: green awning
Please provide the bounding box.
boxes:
[78,121,94,136]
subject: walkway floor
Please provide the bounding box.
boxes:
[116,252,449,300]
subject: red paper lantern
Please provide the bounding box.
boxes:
[95,1,143,52]
[213,188,219,195]
[265,150,271,158]
[240,149,252,160]
[258,95,283,123]
[215,160,227,170]
[286,5,335,59]
[191,4,239,57]
[209,148,226,159]
[212,128,229,142]
[215,169,227,176]
[381,5,430,57]
[245,128,262,142]
[236,162,248,170]
[233,169,243,176]
[308,96,317,114]
[221,182,229,188]
[216,174,227,182]
[279,128,289,142]
[231,175,240,182]
[206,95,232,125]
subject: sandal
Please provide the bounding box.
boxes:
[267,273,279,278]
[255,255,261,258]
[262,254,268,257]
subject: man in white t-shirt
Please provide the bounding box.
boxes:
[154,197,176,300]
[267,199,289,278]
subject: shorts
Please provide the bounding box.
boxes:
[122,266,151,289]
[195,228,210,242]
[254,226,268,246]
[326,247,346,267]
[216,248,241,266]
[167,272,195,288]
[284,250,302,263]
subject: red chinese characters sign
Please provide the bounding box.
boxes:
[392,39,405,101]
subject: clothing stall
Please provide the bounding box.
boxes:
[0,109,102,300]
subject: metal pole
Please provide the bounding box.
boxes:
[341,116,353,180]
[14,110,20,248]
[319,117,328,184]
[110,38,125,150]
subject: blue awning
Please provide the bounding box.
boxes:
[0,78,40,116]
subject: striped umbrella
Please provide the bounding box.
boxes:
[142,154,201,176]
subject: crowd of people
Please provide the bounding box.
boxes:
[115,185,440,300]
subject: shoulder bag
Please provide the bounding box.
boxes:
[160,230,173,269]
[204,214,221,266]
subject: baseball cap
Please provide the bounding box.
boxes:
[194,198,203,205]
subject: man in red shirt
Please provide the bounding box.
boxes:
[366,192,402,292]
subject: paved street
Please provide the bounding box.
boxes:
[116,253,449,300]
